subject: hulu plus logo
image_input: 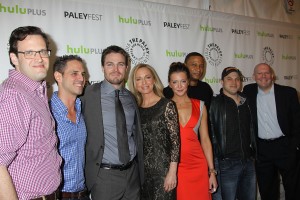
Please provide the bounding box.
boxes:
[257,31,274,38]
[66,45,103,54]
[282,54,296,60]
[234,53,254,59]
[203,77,221,84]
[165,50,186,57]
[118,15,151,26]
[200,25,222,32]
[0,3,46,16]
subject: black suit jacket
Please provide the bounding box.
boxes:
[81,82,144,190]
[243,83,300,150]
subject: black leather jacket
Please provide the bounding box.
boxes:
[209,92,257,159]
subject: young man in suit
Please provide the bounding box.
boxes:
[243,63,300,200]
[81,45,144,200]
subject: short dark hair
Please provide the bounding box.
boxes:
[101,45,130,66]
[9,26,49,67]
[168,62,190,82]
[53,55,84,74]
[184,52,204,64]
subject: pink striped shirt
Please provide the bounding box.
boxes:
[0,69,62,200]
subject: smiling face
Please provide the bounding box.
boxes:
[169,71,189,97]
[9,34,49,82]
[134,67,155,95]
[253,63,274,92]
[221,71,241,97]
[55,60,86,97]
[102,52,128,89]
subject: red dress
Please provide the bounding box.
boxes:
[177,99,211,200]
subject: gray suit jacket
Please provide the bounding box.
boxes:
[81,82,144,190]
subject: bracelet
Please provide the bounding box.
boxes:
[208,168,217,176]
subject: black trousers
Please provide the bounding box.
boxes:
[91,161,140,200]
[256,137,299,200]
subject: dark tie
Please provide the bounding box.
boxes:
[115,90,130,164]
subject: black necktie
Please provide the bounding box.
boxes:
[115,90,130,164]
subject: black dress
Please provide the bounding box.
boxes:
[139,98,180,200]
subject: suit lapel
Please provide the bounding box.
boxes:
[91,83,104,144]
[274,84,283,128]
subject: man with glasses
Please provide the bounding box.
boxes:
[0,26,62,200]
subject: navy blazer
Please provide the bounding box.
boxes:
[243,83,300,150]
[81,82,144,190]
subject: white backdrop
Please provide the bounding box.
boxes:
[0,0,299,96]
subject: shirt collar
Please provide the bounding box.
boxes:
[258,84,274,95]
[51,91,82,120]
[9,69,46,93]
[102,79,125,95]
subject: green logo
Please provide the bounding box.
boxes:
[166,50,186,57]
[204,77,220,84]
[66,45,102,54]
[0,3,46,15]
[257,31,274,37]
[234,53,254,59]
[119,15,151,26]
[282,54,296,60]
[200,25,222,32]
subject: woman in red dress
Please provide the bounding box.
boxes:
[168,62,217,200]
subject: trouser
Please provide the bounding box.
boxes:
[256,137,299,200]
[219,158,256,200]
[91,161,140,200]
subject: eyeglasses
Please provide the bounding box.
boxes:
[17,50,51,59]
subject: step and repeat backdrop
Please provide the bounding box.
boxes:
[0,0,299,96]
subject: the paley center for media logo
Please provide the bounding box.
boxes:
[125,38,150,65]
[0,3,46,16]
[262,46,274,66]
[204,43,223,67]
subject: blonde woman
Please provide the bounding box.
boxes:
[128,64,180,200]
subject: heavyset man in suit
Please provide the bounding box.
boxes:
[243,63,300,200]
[81,45,144,200]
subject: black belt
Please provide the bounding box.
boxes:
[258,135,286,143]
[31,190,58,200]
[60,189,88,198]
[100,158,135,171]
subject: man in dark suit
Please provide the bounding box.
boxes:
[243,63,300,200]
[81,45,144,200]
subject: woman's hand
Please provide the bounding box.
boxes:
[208,173,218,193]
[164,170,177,192]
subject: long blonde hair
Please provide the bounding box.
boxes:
[128,63,164,106]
